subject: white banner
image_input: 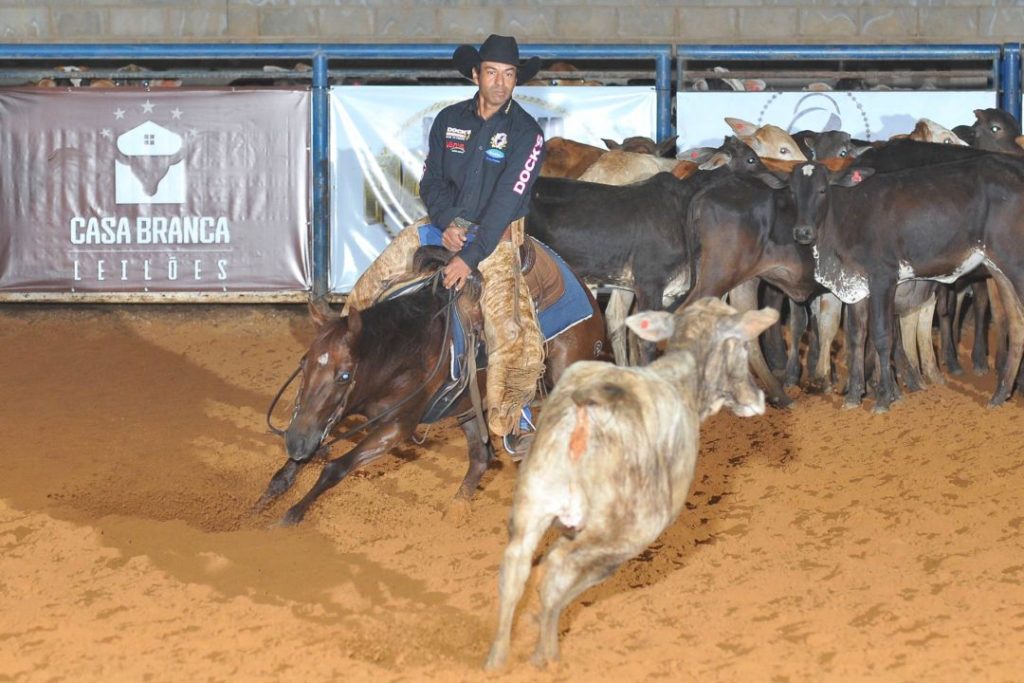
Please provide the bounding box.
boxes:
[329,85,657,293]
[676,90,998,150]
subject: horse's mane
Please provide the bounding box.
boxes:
[356,286,447,370]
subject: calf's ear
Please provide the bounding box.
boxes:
[723,307,780,342]
[602,138,622,151]
[679,146,717,163]
[753,170,788,189]
[698,151,730,171]
[626,310,676,342]
[656,135,678,158]
[725,117,757,136]
[831,166,874,187]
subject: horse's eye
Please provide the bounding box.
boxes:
[747,156,756,164]
[839,149,848,157]
[779,147,790,156]
[818,187,827,195]
[337,371,351,383]
[991,125,1001,133]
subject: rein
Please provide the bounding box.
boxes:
[265,271,461,453]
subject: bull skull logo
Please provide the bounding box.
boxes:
[115,120,186,204]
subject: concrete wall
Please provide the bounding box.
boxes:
[0,0,1021,45]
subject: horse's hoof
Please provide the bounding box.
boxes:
[443,497,472,527]
[279,507,305,527]
[841,399,861,410]
[251,499,270,517]
[972,365,989,376]
[871,403,890,415]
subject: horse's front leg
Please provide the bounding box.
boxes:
[281,420,412,526]
[254,458,308,513]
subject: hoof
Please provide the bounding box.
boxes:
[279,506,305,527]
[972,366,989,376]
[841,399,861,410]
[767,392,794,409]
[871,403,890,415]
[443,497,472,527]
[484,649,507,672]
[804,379,831,395]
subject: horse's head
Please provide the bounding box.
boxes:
[285,300,362,462]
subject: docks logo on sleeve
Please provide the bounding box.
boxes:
[512,134,544,195]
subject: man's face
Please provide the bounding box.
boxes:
[473,61,517,109]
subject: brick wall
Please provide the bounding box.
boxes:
[0,0,1022,44]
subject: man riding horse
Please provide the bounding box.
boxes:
[342,35,546,455]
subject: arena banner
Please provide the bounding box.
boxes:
[0,88,311,294]
[329,85,657,293]
[676,90,996,149]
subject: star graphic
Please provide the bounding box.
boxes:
[170,107,183,119]
[100,128,113,139]
[141,100,155,113]
[113,108,125,119]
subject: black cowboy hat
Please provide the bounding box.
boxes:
[453,34,541,85]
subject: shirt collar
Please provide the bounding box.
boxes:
[469,92,513,121]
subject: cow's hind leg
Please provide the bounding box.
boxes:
[532,538,626,668]
[485,509,556,670]
[916,296,944,384]
[937,284,964,375]
[605,289,635,366]
[784,301,808,388]
[969,280,990,374]
[729,280,792,407]
[987,271,1024,406]
[760,284,789,373]
[895,310,924,393]
[808,293,841,393]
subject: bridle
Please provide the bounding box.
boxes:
[265,271,459,454]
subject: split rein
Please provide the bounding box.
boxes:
[265,272,459,454]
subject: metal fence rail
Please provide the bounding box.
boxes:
[0,42,1020,301]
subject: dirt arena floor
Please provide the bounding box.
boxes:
[1,302,1022,682]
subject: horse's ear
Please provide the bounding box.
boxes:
[308,297,336,329]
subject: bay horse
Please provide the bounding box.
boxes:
[257,247,609,526]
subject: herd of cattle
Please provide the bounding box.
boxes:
[269,106,1024,668]
[530,107,1024,412]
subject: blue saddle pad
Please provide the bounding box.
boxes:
[416,223,593,380]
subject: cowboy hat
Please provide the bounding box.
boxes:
[453,34,541,85]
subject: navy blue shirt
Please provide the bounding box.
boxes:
[419,94,545,269]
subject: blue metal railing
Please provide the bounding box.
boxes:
[1,42,1021,299]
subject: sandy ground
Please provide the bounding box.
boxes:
[0,303,1022,683]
